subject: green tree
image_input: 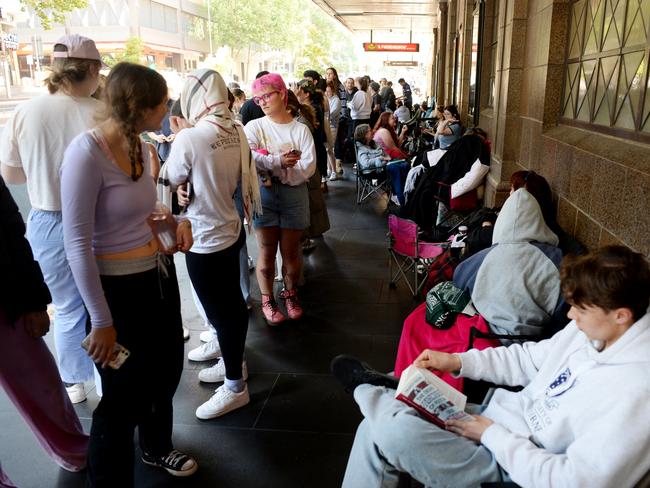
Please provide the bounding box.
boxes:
[209,0,304,56]
[102,38,145,68]
[19,0,88,30]
[293,1,358,78]
[206,0,358,81]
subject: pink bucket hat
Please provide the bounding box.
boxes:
[52,34,105,66]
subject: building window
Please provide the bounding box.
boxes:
[468,0,486,125]
[452,32,461,105]
[141,0,177,33]
[182,14,207,41]
[486,0,499,108]
[561,0,650,141]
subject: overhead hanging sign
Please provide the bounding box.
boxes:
[383,61,419,67]
[364,43,419,52]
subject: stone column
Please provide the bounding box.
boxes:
[484,0,528,207]
[445,0,457,106]
[436,2,448,106]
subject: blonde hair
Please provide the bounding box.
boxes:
[45,44,100,94]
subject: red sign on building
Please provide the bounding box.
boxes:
[363,43,420,52]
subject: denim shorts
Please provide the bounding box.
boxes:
[254,180,309,230]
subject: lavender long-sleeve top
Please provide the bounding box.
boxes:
[60,130,156,328]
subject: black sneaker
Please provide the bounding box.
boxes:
[142,449,198,477]
[330,354,399,393]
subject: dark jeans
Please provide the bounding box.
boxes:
[335,117,348,160]
[344,119,371,165]
[185,230,247,381]
[87,260,184,487]
[386,161,411,206]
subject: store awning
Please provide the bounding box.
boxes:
[311,0,438,33]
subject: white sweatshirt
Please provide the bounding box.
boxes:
[425,148,488,199]
[348,90,372,120]
[458,312,650,488]
[165,120,242,253]
[450,160,489,198]
[243,116,316,186]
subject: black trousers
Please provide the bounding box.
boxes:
[344,119,371,165]
[87,260,184,487]
[185,230,247,381]
[335,117,348,159]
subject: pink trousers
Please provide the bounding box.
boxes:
[0,311,88,487]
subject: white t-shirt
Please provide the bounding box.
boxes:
[165,121,242,254]
[0,93,101,211]
[394,105,411,123]
[244,116,316,186]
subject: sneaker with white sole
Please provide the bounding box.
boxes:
[65,383,87,404]
[198,360,249,383]
[199,330,218,343]
[187,338,221,361]
[142,449,197,477]
[195,384,250,420]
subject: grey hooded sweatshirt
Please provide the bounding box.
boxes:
[453,188,565,337]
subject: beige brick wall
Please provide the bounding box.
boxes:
[444,0,650,256]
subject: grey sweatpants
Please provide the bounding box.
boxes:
[343,385,505,488]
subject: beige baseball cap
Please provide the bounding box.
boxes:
[52,34,105,66]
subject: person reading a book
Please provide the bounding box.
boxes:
[332,245,650,487]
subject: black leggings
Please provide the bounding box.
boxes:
[185,230,248,381]
[87,260,184,487]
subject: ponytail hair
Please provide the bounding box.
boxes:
[46,44,100,94]
[286,90,318,130]
[103,62,168,181]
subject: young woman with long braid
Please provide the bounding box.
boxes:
[60,62,197,485]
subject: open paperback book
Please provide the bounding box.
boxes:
[395,365,474,428]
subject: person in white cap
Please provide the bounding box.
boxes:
[0,34,103,404]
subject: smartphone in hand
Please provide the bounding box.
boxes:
[81,336,130,369]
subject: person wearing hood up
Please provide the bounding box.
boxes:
[453,187,566,337]
[333,244,650,488]
[393,187,566,381]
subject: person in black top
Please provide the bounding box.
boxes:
[369,81,382,128]
[398,78,412,109]
[240,71,269,125]
[0,176,88,483]
[296,79,328,182]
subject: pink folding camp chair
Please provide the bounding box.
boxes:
[388,214,448,297]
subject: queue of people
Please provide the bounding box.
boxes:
[3,31,647,488]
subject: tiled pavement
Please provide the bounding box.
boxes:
[0,176,420,487]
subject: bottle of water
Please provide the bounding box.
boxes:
[149,201,177,253]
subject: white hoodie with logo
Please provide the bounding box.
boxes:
[458,312,650,487]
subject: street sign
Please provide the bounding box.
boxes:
[363,43,419,52]
[383,61,419,67]
[2,33,18,50]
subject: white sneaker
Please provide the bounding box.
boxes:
[199,330,218,343]
[198,360,249,383]
[182,326,190,341]
[65,383,87,404]
[195,384,250,420]
[187,338,221,361]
